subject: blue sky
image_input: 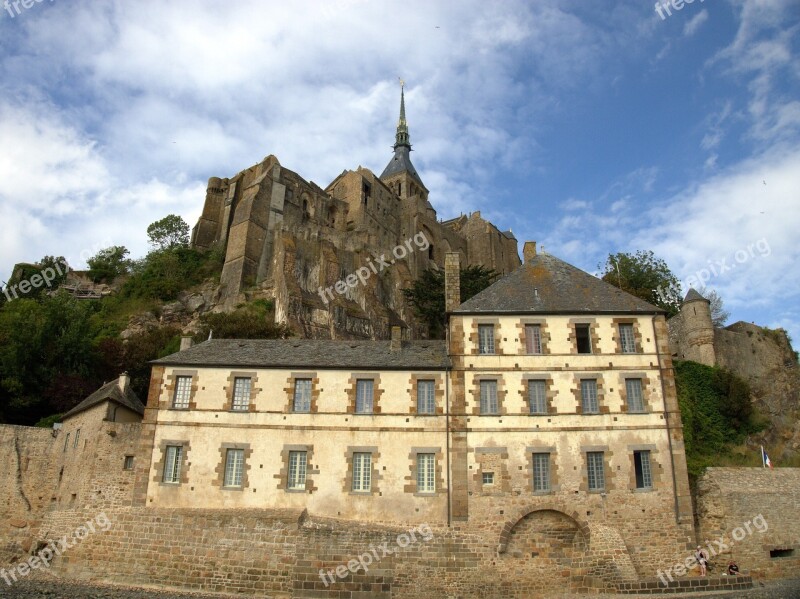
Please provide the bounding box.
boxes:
[0,0,798,341]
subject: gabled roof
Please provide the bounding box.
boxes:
[153,339,450,370]
[63,377,145,421]
[454,253,663,315]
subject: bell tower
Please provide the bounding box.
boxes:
[380,80,428,202]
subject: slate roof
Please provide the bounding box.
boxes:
[454,253,664,315]
[153,339,450,370]
[683,288,708,302]
[63,377,145,420]
[380,146,427,191]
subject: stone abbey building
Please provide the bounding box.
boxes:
[190,85,520,339]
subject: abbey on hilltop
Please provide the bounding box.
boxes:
[190,83,520,339]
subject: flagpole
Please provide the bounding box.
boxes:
[761,445,765,468]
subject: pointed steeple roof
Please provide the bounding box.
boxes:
[380,81,427,190]
[683,288,708,303]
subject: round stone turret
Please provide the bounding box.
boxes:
[680,288,716,366]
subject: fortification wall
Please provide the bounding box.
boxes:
[0,417,140,565]
[696,467,800,578]
[16,506,649,598]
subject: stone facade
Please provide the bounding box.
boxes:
[190,90,520,339]
[696,467,800,579]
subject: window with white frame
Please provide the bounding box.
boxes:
[478,324,495,354]
[587,451,605,491]
[162,445,183,484]
[525,324,542,354]
[619,323,637,353]
[479,380,499,414]
[533,453,551,492]
[172,376,192,409]
[231,377,251,411]
[355,379,374,414]
[417,453,435,493]
[417,380,435,414]
[634,450,653,489]
[293,379,312,413]
[288,451,307,490]
[528,380,547,414]
[352,452,372,492]
[626,378,645,413]
[223,448,244,488]
[63,433,70,452]
[74,428,81,448]
[581,379,599,414]
[123,455,134,470]
[482,471,494,485]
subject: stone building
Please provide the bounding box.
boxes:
[130,242,695,588]
[189,85,520,339]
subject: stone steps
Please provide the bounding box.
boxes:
[616,575,753,594]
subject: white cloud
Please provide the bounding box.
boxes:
[683,9,709,37]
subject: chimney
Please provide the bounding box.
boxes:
[523,241,537,263]
[445,252,461,312]
[118,372,130,393]
[390,326,402,352]
[180,336,194,351]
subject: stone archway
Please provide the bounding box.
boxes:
[502,509,588,562]
[498,503,590,554]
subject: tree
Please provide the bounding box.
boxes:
[87,245,132,283]
[599,250,681,317]
[702,288,730,328]
[403,265,499,339]
[146,214,190,251]
[195,300,292,341]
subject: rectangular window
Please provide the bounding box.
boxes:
[288,451,307,490]
[123,455,134,470]
[417,380,436,414]
[172,375,192,409]
[478,324,495,354]
[575,324,592,354]
[525,324,542,354]
[355,379,374,414]
[482,472,494,485]
[626,379,645,413]
[293,379,312,413]
[528,380,547,414]
[352,452,372,492]
[479,380,499,414]
[223,448,244,488]
[634,450,653,489]
[162,445,183,484]
[587,452,605,491]
[74,429,81,448]
[533,453,551,492]
[619,323,637,353]
[581,379,599,414]
[417,453,435,493]
[231,377,251,411]
[63,433,70,452]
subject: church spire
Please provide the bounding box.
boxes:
[394,79,411,149]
